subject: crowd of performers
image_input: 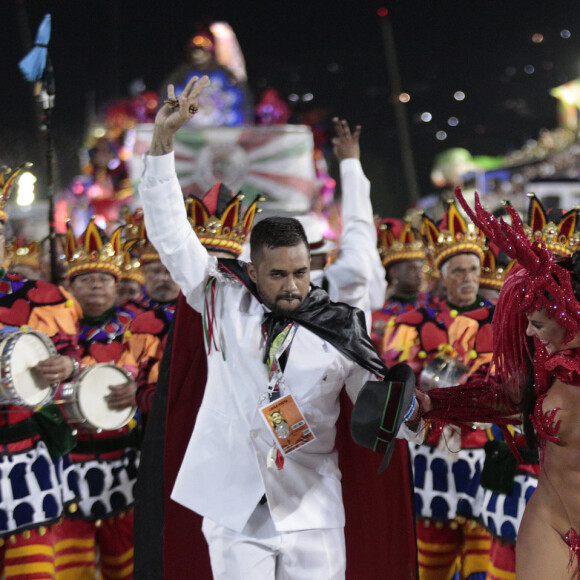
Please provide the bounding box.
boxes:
[1,84,580,580]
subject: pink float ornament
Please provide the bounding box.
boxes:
[255,88,290,125]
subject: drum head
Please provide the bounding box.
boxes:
[7,332,55,406]
[78,364,135,430]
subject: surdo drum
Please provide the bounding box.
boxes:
[58,363,136,431]
[419,356,469,391]
[0,329,58,407]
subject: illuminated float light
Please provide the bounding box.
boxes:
[454,91,465,101]
[561,29,571,39]
[448,117,459,127]
[288,93,299,102]
[421,112,432,122]
[436,131,447,141]
[302,93,314,102]
[16,172,36,207]
[532,33,544,43]
[377,7,389,17]
[399,93,410,103]
[524,64,535,74]
[93,127,106,138]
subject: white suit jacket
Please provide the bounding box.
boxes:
[140,153,385,533]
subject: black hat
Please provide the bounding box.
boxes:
[351,363,416,473]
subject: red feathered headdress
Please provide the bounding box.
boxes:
[455,187,580,398]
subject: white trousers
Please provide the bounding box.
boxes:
[201,503,346,580]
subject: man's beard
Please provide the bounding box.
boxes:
[265,292,303,315]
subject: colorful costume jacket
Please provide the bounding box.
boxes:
[120,292,165,317]
[65,304,138,521]
[122,299,176,420]
[384,296,495,521]
[371,291,436,352]
[0,272,81,537]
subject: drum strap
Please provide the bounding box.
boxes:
[73,428,140,455]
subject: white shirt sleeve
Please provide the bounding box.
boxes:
[139,152,216,312]
[324,159,386,326]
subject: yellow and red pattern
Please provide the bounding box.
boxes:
[417,519,491,580]
[0,525,60,580]
[65,218,123,280]
[54,510,134,580]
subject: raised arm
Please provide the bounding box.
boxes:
[140,76,214,312]
[149,76,209,156]
[326,119,386,324]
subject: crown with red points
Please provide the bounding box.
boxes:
[186,182,263,257]
[65,218,123,280]
[421,196,486,270]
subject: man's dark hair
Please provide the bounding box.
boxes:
[250,217,308,262]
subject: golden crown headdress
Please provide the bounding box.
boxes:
[120,238,144,285]
[0,163,33,222]
[524,193,580,257]
[377,218,426,269]
[186,182,263,257]
[479,247,515,291]
[421,198,486,270]
[122,207,159,264]
[6,240,40,271]
[65,218,123,280]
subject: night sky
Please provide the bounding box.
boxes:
[2,0,580,217]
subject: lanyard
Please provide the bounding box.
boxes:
[264,322,297,401]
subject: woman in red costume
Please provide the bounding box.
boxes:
[424,188,580,579]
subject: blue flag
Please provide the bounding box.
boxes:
[19,14,51,82]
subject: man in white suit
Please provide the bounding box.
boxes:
[139,75,422,580]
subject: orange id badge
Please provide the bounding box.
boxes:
[260,394,315,455]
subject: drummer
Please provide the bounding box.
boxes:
[0,165,83,580]
[53,218,138,580]
[383,201,495,580]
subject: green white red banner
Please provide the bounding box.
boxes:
[128,124,317,212]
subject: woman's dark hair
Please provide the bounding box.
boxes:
[520,346,538,449]
[250,217,308,263]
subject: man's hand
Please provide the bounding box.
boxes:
[105,380,137,410]
[34,355,75,384]
[150,75,210,156]
[332,118,361,161]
